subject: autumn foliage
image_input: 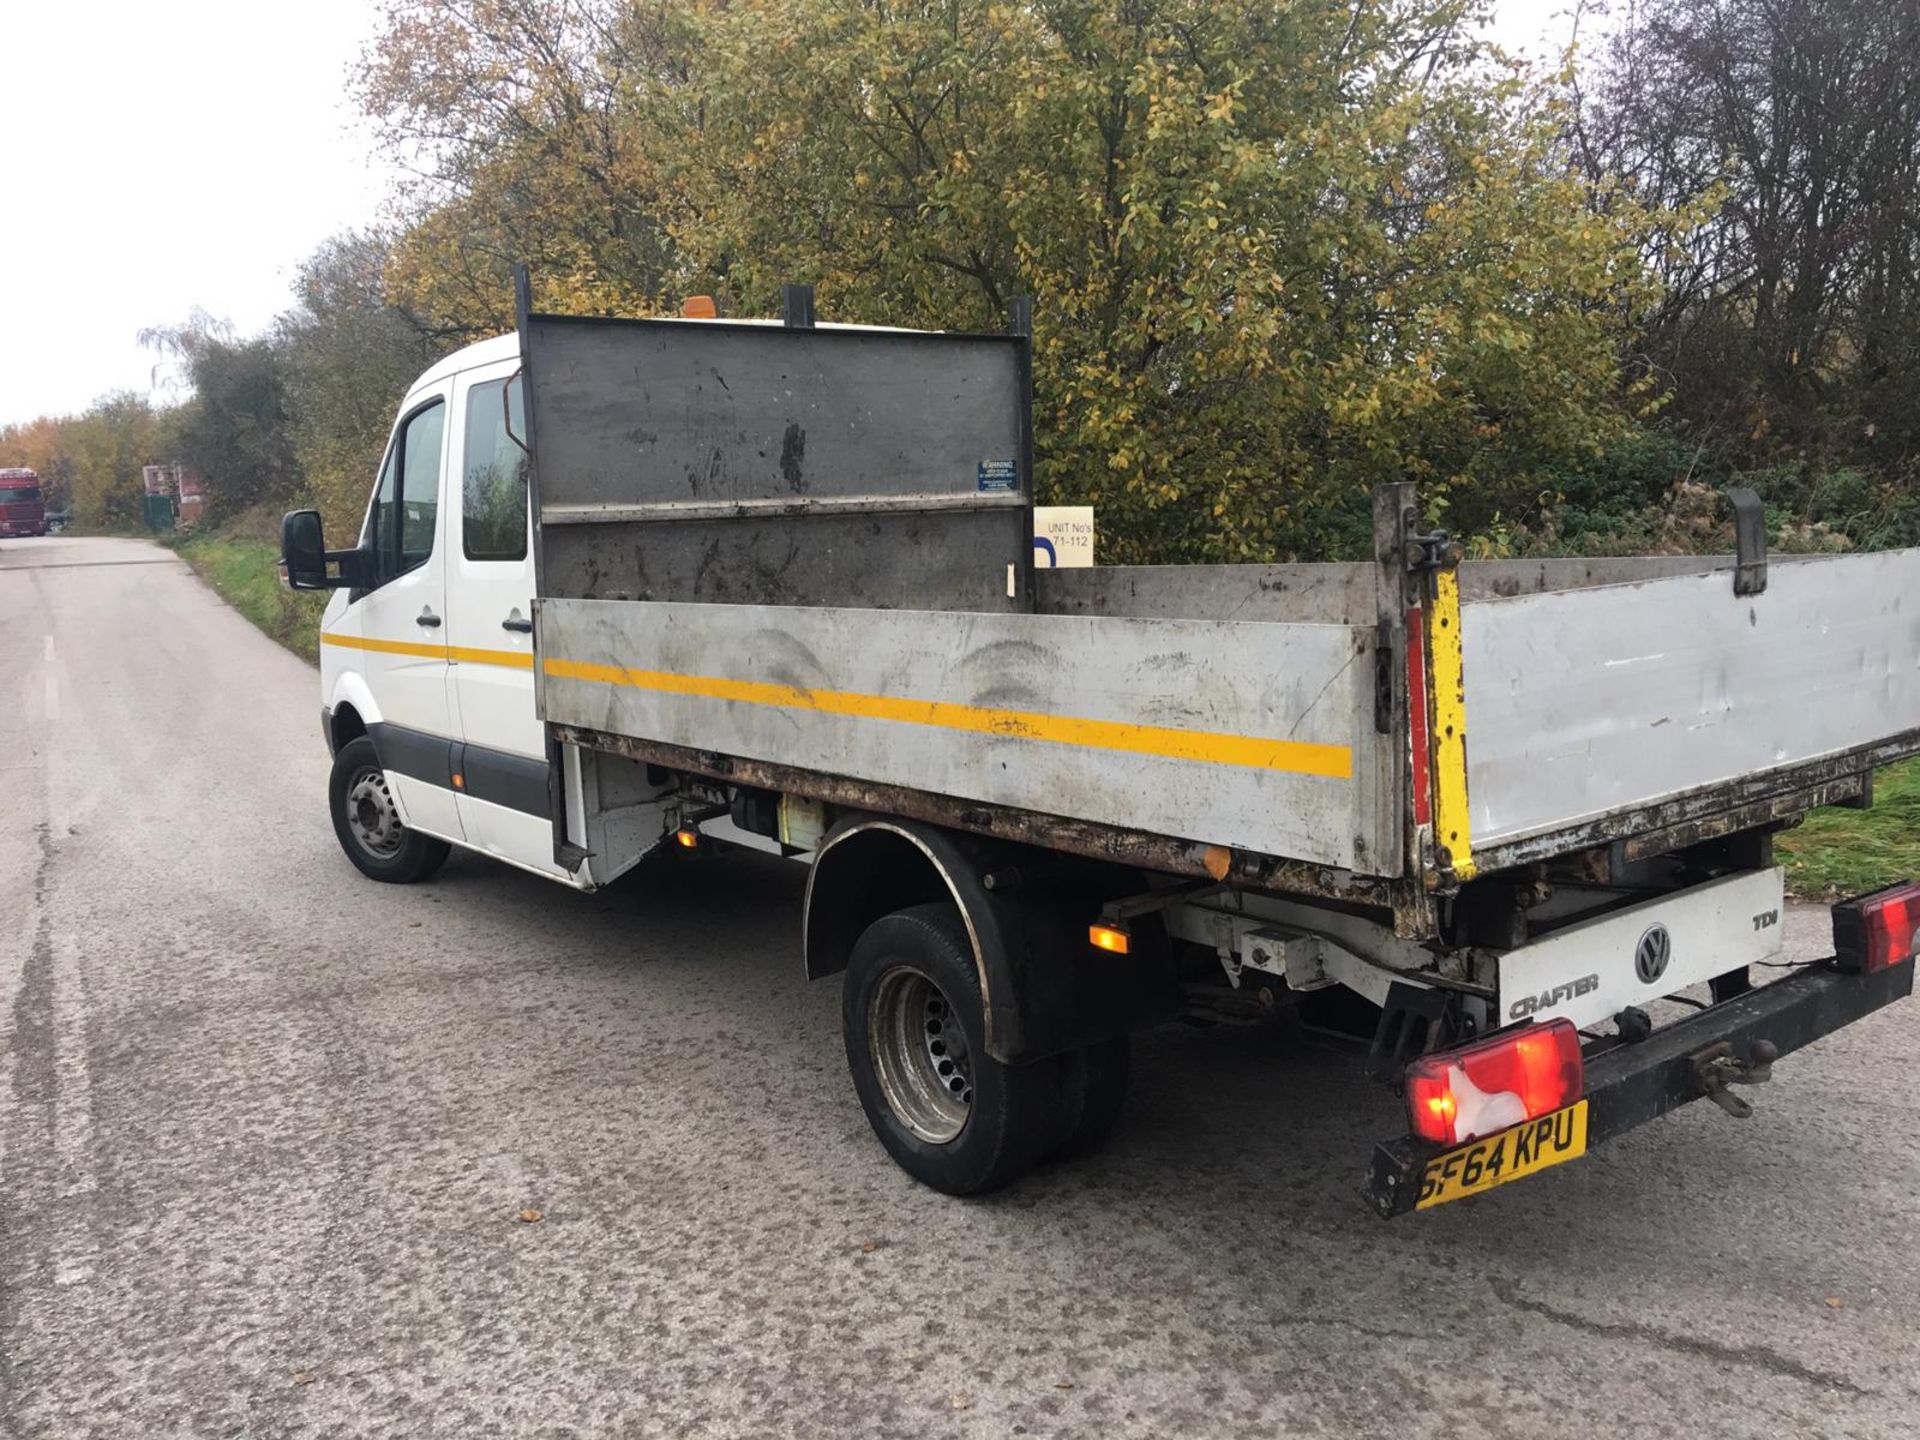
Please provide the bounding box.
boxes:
[356,0,1673,560]
[9,0,1916,560]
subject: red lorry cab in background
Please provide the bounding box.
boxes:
[0,467,47,536]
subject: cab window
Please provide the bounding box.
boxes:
[462,377,528,561]
[365,399,446,586]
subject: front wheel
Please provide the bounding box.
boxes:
[328,736,451,884]
[842,904,1063,1195]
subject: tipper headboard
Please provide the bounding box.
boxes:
[518,280,1034,614]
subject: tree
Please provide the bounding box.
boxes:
[364,0,1673,559]
[140,313,302,524]
[359,0,692,337]
[65,396,165,531]
[277,231,451,537]
[667,0,1676,556]
[1581,0,1920,475]
[2,399,161,531]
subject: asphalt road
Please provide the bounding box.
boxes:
[3,533,1918,1440]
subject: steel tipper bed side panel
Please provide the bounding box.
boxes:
[533,597,1396,874]
[1459,546,1920,859]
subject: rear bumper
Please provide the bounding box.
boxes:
[1364,957,1914,1217]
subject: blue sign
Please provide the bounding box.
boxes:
[977,459,1018,493]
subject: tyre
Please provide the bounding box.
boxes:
[328,735,451,884]
[1049,1035,1131,1160]
[842,903,1063,1195]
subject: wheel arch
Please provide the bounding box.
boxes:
[327,702,369,755]
[805,817,1007,1044]
[325,672,383,754]
[803,815,1180,1065]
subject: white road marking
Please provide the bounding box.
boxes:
[42,702,70,837]
[44,670,59,721]
[44,634,56,662]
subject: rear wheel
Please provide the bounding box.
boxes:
[842,903,1062,1195]
[328,735,451,884]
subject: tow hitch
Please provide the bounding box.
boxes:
[1689,1037,1779,1118]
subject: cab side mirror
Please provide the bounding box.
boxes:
[281,509,364,591]
[281,510,328,589]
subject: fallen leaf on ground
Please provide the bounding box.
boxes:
[292,1373,316,1386]
[518,1208,544,1224]
[1825,1296,1845,1308]
[948,1393,971,1411]
[861,1241,877,1254]
[1055,1382,1074,1391]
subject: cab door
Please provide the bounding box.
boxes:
[443,364,573,879]
[351,390,464,841]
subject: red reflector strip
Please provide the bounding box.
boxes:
[1405,1019,1585,1145]
[1406,606,1431,828]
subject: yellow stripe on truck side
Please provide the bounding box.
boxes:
[542,656,1355,779]
[1427,568,1475,879]
[320,632,534,670]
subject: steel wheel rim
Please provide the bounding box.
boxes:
[345,766,404,858]
[869,964,972,1144]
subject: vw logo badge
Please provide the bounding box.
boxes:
[1634,924,1672,985]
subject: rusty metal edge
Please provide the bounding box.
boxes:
[1615,772,1865,864]
[1471,729,1920,877]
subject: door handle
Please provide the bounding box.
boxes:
[416,607,442,628]
[501,616,533,634]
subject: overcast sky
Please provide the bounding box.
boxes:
[0,0,394,427]
[0,0,1584,430]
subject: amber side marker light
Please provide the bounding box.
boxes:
[1088,923,1131,955]
[674,827,701,850]
[1833,880,1920,973]
[681,295,719,319]
[1405,1019,1583,1146]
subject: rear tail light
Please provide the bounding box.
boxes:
[1833,881,1920,974]
[1406,1019,1584,1146]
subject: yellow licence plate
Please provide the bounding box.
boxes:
[1415,1100,1589,1210]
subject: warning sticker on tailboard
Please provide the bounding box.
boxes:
[977,460,1018,492]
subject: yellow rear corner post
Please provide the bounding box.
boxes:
[1427,568,1475,881]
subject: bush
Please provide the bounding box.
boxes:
[1453,425,1916,559]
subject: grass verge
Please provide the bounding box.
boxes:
[173,528,326,664]
[1776,757,1920,900]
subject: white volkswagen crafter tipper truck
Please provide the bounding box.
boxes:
[282,274,1919,1214]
